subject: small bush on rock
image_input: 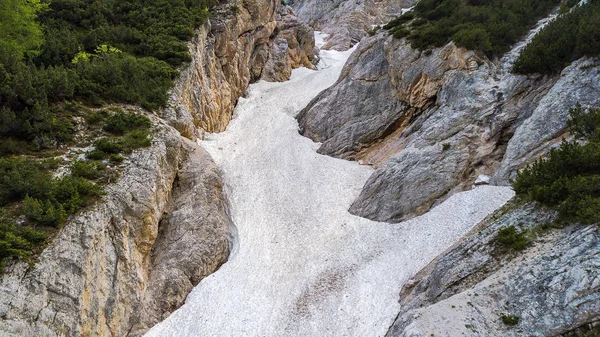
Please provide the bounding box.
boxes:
[495,226,530,251]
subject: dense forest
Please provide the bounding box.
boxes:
[383,0,561,58]
[0,0,214,267]
[384,0,600,74]
[514,0,600,74]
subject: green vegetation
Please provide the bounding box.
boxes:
[103,111,152,135]
[384,0,560,57]
[513,104,600,225]
[0,110,151,268]
[0,0,215,269]
[87,112,153,160]
[513,0,600,74]
[0,157,102,227]
[500,313,520,326]
[495,225,530,251]
[0,218,46,269]
[0,0,214,153]
[0,0,46,59]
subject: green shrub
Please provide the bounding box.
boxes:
[104,111,151,135]
[0,219,46,266]
[75,53,178,110]
[0,157,50,206]
[71,160,105,180]
[23,195,44,221]
[94,137,124,154]
[500,313,520,326]
[109,154,125,163]
[86,150,109,161]
[495,226,530,251]
[122,129,152,152]
[0,156,101,228]
[513,105,600,224]
[84,110,110,125]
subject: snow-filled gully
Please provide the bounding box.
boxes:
[145,34,514,337]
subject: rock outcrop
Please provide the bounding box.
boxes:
[0,122,233,337]
[287,0,415,50]
[163,0,316,139]
[386,200,600,336]
[0,1,316,336]
[297,27,600,222]
[256,5,317,82]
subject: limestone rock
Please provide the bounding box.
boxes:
[298,30,600,222]
[259,6,317,81]
[163,0,315,138]
[287,0,416,50]
[492,58,600,183]
[128,139,234,336]
[386,201,600,336]
[297,34,408,159]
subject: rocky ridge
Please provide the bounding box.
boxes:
[0,121,232,337]
[386,201,600,336]
[297,17,600,222]
[0,1,315,336]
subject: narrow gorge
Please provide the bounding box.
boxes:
[0,0,599,336]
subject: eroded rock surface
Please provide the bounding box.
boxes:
[386,201,600,336]
[298,28,600,222]
[164,0,316,139]
[287,0,415,50]
[257,5,317,82]
[0,123,233,337]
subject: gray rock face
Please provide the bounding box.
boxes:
[287,0,415,50]
[298,34,407,159]
[298,28,600,222]
[492,58,600,183]
[128,140,235,336]
[386,200,600,336]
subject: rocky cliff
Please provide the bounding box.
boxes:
[0,1,315,336]
[287,0,415,50]
[297,20,600,222]
[164,0,315,139]
[0,121,233,337]
[386,200,600,336]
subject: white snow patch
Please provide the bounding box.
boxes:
[314,31,329,49]
[145,33,514,337]
[474,174,491,186]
